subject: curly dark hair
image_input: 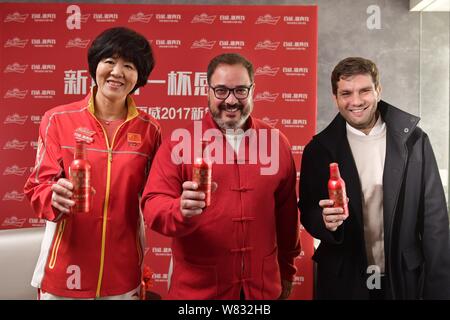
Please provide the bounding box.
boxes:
[88,27,154,93]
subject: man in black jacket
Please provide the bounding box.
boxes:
[298,57,450,299]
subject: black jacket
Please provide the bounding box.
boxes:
[298,100,450,299]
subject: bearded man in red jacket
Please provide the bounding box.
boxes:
[141,53,300,300]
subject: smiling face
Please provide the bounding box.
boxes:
[334,73,381,134]
[208,63,254,131]
[95,56,138,106]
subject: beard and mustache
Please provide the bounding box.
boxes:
[209,100,252,131]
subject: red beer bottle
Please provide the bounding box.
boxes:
[69,140,92,213]
[192,140,212,207]
[328,162,349,218]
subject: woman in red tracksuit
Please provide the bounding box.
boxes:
[24,27,161,299]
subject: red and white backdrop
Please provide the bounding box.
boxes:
[0,3,317,300]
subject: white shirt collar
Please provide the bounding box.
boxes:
[346,114,385,136]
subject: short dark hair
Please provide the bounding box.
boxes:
[88,27,154,93]
[331,57,380,95]
[207,53,254,85]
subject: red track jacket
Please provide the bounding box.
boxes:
[24,89,161,298]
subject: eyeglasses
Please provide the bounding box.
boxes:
[209,84,254,100]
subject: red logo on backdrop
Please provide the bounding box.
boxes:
[283,41,309,51]
[3,191,26,202]
[219,40,245,50]
[3,139,28,150]
[220,15,245,24]
[0,2,318,300]
[284,15,310,25]
[128,12,153,23]
[4,12,29,23]
[4,63,28,73]
[283,67,309,76]
[282,92,308,102]
[31,89,56,99]
[254,40,280,50]
[255,65,279,76]
[155,13,181,23]
[152,246,172,257]
[66,38,90,48]
[31,64,56,73]
[255,14,280,25]
[74,127,96,144]
[291,145,305,155]
[28,217,45,227]
[4,114,28,125]
[191,13,216,24]
[79,14,90,23]
[4,38,28,48]
[31,13,57,22]
[30,115,42,124]
[281,118,308,128]
[191,39,216,50]
[93,13,119,23]
[31,38,56,48]
[2,216,27,227]
[3,165,28,176]
[4,89,28,99]
[261,117,279,127]
[254,91,279,102]
[155,39,181,49]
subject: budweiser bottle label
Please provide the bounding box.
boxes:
[192,140,212,207]
[329,189,347,210]
[70,168,91,213]
[69,140,92,213]
[328,162,349,218]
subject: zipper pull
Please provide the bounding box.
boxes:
[108,148,113,162]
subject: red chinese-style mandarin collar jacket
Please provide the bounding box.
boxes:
[142,112,300,299]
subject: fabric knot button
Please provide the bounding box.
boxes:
[233,278,251,284]
[231,216,255,222]
[230,246,253,253]
[230,187,249,192]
